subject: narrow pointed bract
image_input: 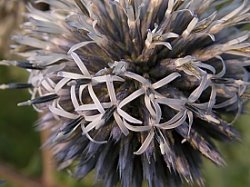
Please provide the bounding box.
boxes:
[2,0,250,186]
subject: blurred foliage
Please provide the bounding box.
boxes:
[0,67,38,167]
[0,0,25,58]
[0,0,250,187]
[203,113,250,187]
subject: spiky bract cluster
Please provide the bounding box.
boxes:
[1,0,250,187]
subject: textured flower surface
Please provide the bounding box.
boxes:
[1,0,250,186]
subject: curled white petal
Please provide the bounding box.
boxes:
[81,123,107,144]
[213,94,238,109]
[117,108,142,124]
[182,17,199,37]
[55,77,71,93]
[79,84,88,104]
[87,84,105,114]
[113,111,129,136]
[215,56,226,78]
[76,102,112,111]
[68,41,95,54]
[208,85,216,111]
[119,88,144,108]
[153,42,172,50]
[106,75,117,105]
[57,71,89,80]
[124,71,149,84]
[84,114,104,133]
[92,75,124,83]
[188,74,209,102]
[70,52,90,76]
[144,95,156,118]
[84,114,101,122]
[152,72,181,89]
[134,130,155,155]
[156,97,186,110]
[70,85,80,109]
[156,110,187,130]
[123,120,151,132]
[187,110,193,137]
[49,105,78,119]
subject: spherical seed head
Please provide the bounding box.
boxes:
[6,0,250,186]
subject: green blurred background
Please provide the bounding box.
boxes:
[0,1,250,187]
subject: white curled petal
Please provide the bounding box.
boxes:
[70,52,90,76]
[188,74,209,102]
[124,71,148,84]
[196,62,216,74]
[57,71,89,79]
[213,94,238,109]
[117,108,142,124]
[156,97,185,110]
[119,88,144,108]
[134,130,155,155]
[113,111,129,136]
[92,75,124,83]
[106,75,117,104]
[76,104,99,111]
[158,110,183,127]
[144,95,156,118]
[84,115,104,133]
[87,84,105,114]
[76,102,112,111]
[55,78,71,93]
[182,17,199,38]
[152,72,181,89]
[81,123,107,144]
[215,56,226,77]
[152,101,162,124]
[153,42,172,50]
[68,41,95,54]
[79,84,88,104]
[85,133,107,144]
[187,110,193,136]
[157,110,187,130]
[208,85,216,111]
[70,85,80,109]
[84,114,101,122]
[123,120,151,132]
[49,105,78,119]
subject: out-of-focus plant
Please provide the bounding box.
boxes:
[0,0,26,58]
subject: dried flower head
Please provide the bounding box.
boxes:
[1,0,250,186]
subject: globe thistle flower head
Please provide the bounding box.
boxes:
[1,0,250,186]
